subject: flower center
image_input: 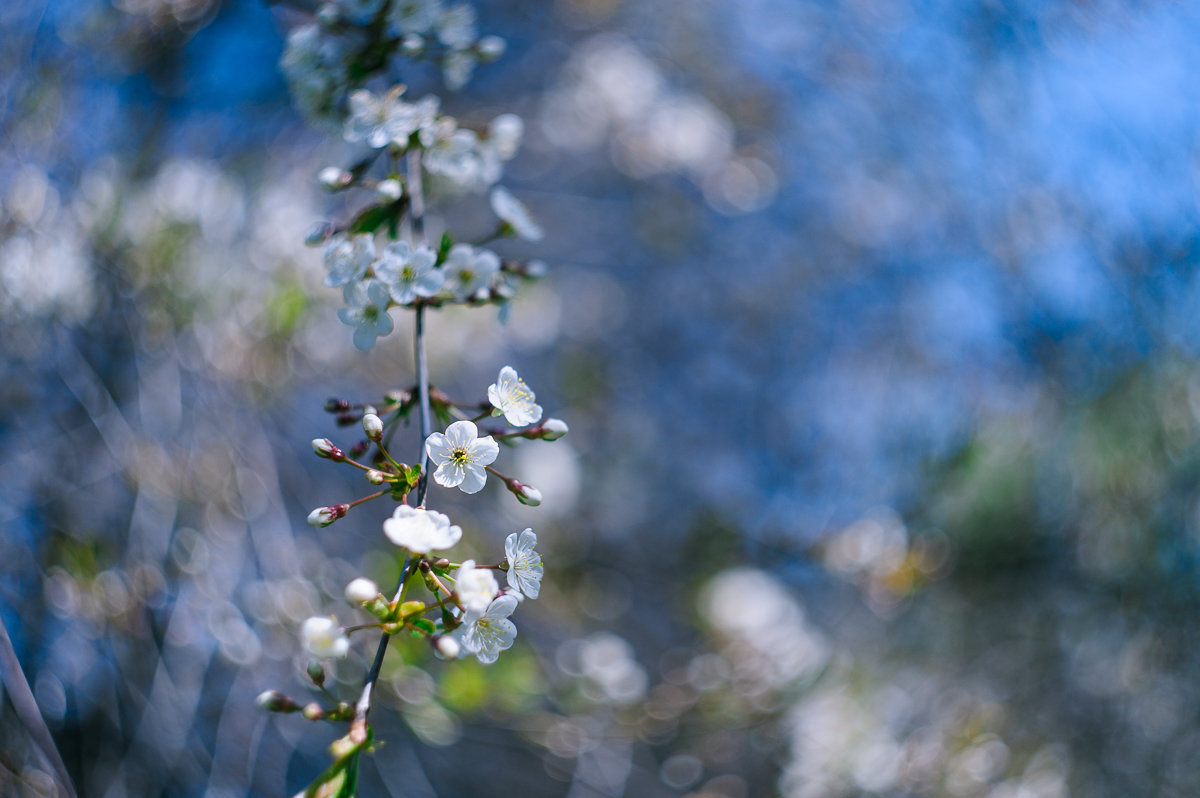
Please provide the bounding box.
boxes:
[402,265,415,281]
[459,269,475,284]
[451,447,470,465]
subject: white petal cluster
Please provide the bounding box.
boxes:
[382,505,463,554]
[504,528,543,599]
[345,577,379,604]
[455,560,498,615]
[441,244,500,300]
[280,24,350,127]
[488,365,543,426]
[423,113,522,195]
[490,187,543,241]
[457,593,518,664]
[300,616,350,659]
[374,240,442,305]
[337,279,394,350]
[425,420,499,493]
[323,233,375,287]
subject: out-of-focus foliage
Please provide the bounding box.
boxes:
[3,0,1200,796]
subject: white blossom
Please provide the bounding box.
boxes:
[504,528,543,599]
[337,279,394,350]
[441,244,500,300]
[442,50,477,91]
[435,635,461,659]
[382,505,463,554]
[476,35,506,62]
[345,577,379,603]
[339,0,385,24]
[487,113,523,160]
[374,240,442,305]
[389,0,442,35]
[323,233,375,288]
[319,167,349,190]
[301,616,350,659]
[488,365,543,426]
[375,178,402,202]
[455,560,499,616]
[362,413,383,439]
[457,593,518,664]
[280,24,349,127]
[436,2,477,49]
[425,420,499,493]
[344,87,405,148]
[386,95,441,147]
[490,186,543,241]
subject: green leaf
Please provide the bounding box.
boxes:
[348,205,391,234]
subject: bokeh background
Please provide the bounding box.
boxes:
[4,0,1200,795]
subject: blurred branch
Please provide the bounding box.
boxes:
[0,614,77,798]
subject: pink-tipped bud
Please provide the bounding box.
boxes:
[362,413,383,441]
[256,690,299,713]
[540,418,568,441]
[505,477,542,507]
[312,438,344,460]
[319,167,350,190]
[307,505,347,527]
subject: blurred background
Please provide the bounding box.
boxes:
[4,0,1200,795]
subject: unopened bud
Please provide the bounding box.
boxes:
[506,478,542,506]
[302,702,324,721]
[401,34,424,56]
[344,577,378,604]
[336,412,358,427]
[305,222,335,247]
[307,505,347,527]
[434,635,461,659]
[540,418,568,441]
[312,438,344,460]
[306,659,326,687]
[324,397,351,413]
[362,413,383,440]
[476,35,506,62]
[319,167,350,190]
[365,469,385,485]
[349,440,369,458]
[375,179,402,203]
[256,690,299,713]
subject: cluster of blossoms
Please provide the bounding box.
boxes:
[296,365,562,664]
[282,0,505,125]
[311,82,544,349]
[262,1,561,792]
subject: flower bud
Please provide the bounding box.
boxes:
[349,440,369,458]
[307,505,347,527]
[365,469,385,485]
[375,179,402,203]
[434,635,461,659]
[256,690,299,713]
[476,35,506,62]
[305,222,335,247]
[540,418,568,441]
[319,167,350,190]
[312,438,344,460]
[401,34,425,56]
[302,702,324,721]
[362,413,383,440]
[344,577,379,604]
[517,484,542,506]
[306,659,326,687]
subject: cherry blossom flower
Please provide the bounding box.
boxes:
[425,420,498,493]
[382,505,463,554]
[490,187,543,241]
[323,233,375,288]
[344,87,405,148]
[441,244,500,300]
[374,240,442,305]
[301,616,350,659]
[457,593,518,664]
[488,365,543,426]
[455,560,499,616]
[504,528,543,599]
[337,279,394,350]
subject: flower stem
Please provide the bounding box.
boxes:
[353,149,433,741]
